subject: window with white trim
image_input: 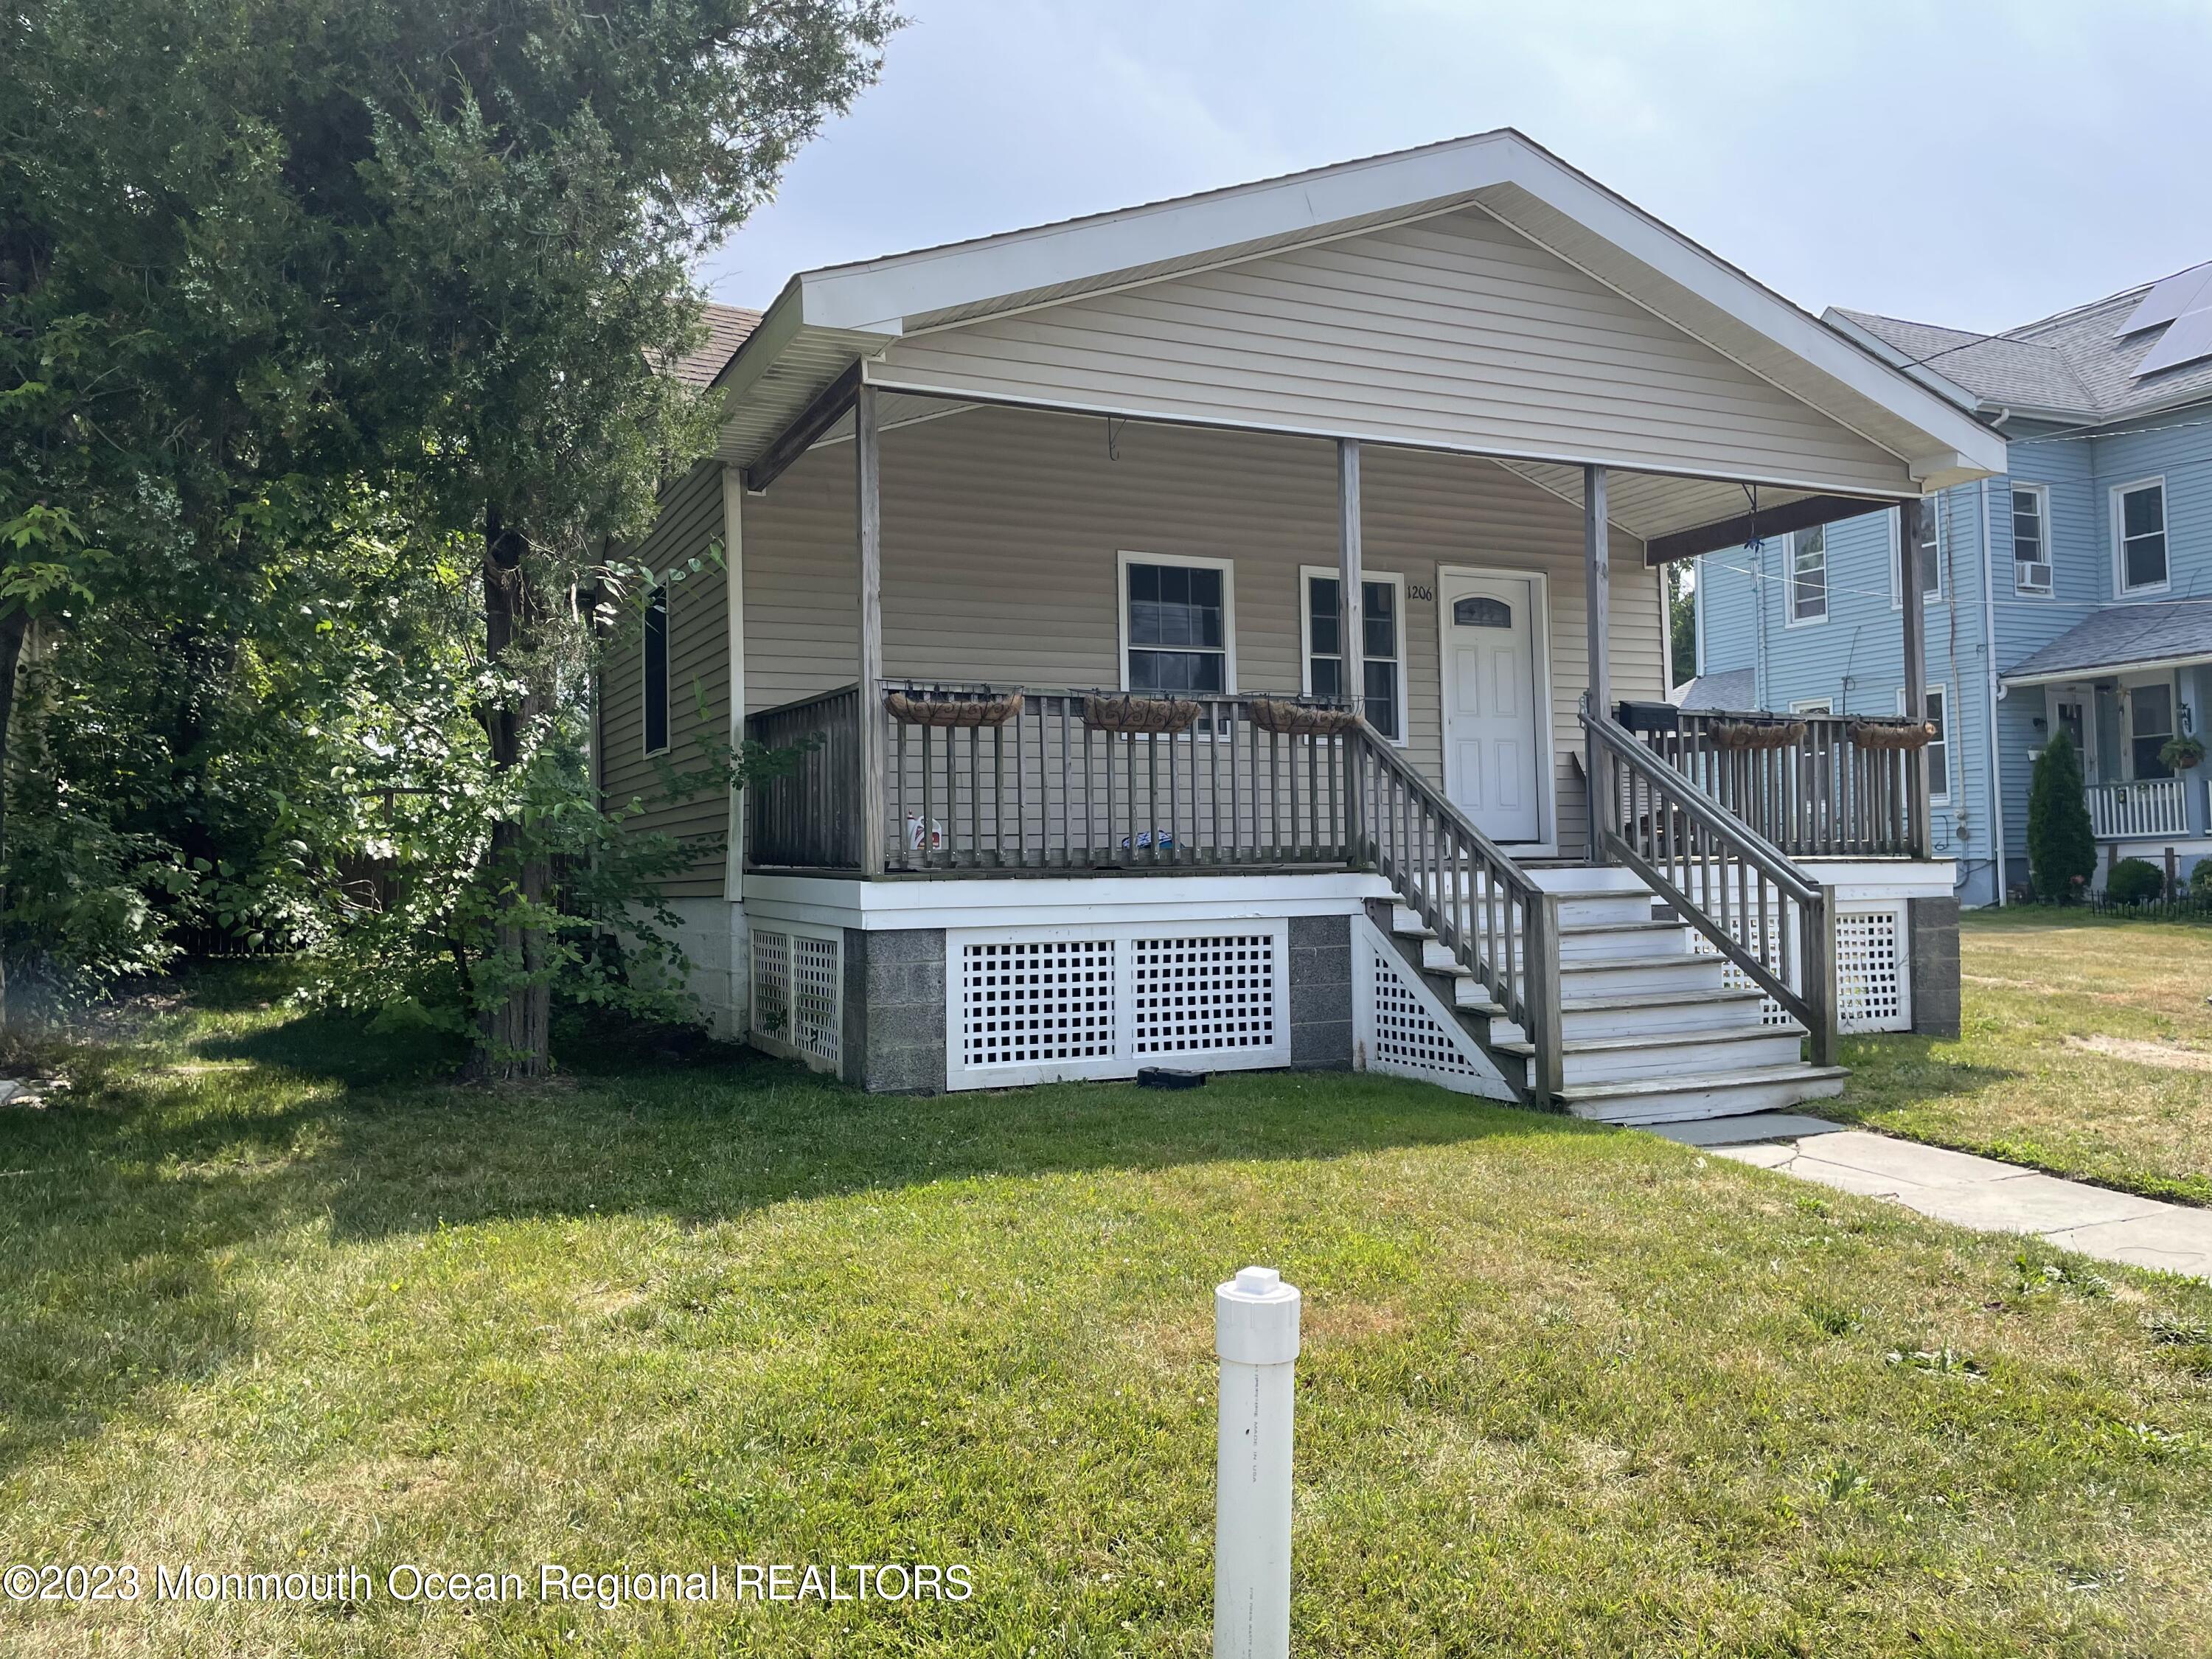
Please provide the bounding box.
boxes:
[1300,568,1404,740]
[2011,485,2051,594]
[1790,698,1833,716]
[1899,684,1952,802]
[1121,555,1232,694]
[1893,497,1943,605]
[2114,480,2168,593]
[1787,526,1827,625]
[642,583,669,756]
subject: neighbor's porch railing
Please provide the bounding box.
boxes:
[1586,708,1839,1067]
[2087,776,2190,840]
[1630,708,1930,860]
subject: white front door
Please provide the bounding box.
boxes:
[1439,572,1544,844]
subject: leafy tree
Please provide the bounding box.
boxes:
[3,0,894,1069]
[1666,562,1697,688]
[2025,731,2096,902]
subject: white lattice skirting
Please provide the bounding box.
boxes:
[947,921,1290,1090]
[1687,900,1911,1032]
[1351,921,1515,1101]
[750,925,843,1071]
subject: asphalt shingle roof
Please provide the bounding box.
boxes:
[664,302,762,387]
[2004,599,2212,681]
[1836,262,2212,423]
[1672,668,1756,711]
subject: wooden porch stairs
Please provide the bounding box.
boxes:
[1366,866,1848,1125]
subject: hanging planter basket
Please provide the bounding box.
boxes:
[1082,694,1201,734]
[1248,698,1360,737]
[1847,718,1935,752]
[1711,719,1806,752]
[2158,734,2205,771]
[883,689,1023,728]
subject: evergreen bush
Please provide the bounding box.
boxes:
[2026,732,2096,901]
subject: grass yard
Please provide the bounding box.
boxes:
[4,968,2212,1658]
[1832,911,2212,1208]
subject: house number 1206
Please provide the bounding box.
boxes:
[1408,584,1434,602]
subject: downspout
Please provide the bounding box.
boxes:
[1978,476,2007,905]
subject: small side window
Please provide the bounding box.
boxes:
[643,584,669,756]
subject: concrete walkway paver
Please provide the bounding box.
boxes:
[1652,1117,2212,1281]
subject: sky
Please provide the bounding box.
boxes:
[700,0,2212,336]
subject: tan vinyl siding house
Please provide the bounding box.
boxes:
[599,130,2000,1113]
[596,459,730,899]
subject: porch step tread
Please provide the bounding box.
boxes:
[1492,1023,1802,1060]
[1557,952,1711,974]
[1558,1065,1849,1105]
[1559,919,1687,937]
[1559,987,1770,1013]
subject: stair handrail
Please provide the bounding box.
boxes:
[1582,709,1839,1066]
[1349,722,1565,1102]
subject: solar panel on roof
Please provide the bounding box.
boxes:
[2133,304,2212,375]
[2116,261,2212,336]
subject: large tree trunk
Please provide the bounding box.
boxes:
[469,507,552,1079]
[0,608,27,1033]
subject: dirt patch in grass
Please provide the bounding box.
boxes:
[2067,1034,2212,1072]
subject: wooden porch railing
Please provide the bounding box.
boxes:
[745,684,865,870]
[1630,709,1930,860]
[1349,726,1564,1104]
[745,683,1360,873]
[874,684,1356,872]
[1586,709,1838,1066]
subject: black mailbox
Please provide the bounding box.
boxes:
[1615,700,1680,733]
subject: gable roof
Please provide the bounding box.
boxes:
[2003,599,2212,684]
[708,131,2003,541]
[1829,263,2212,426]
[1671,668,1756,711]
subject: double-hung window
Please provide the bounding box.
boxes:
[2011,485,2051,594]
[1121,554,1232,695]
[1899,684,1952,802]
[1787,526,1827,625]
[641,583,670,756]
[1894,496,1943,605]
[2114,479,2168,593]
[1301,569,1405,739]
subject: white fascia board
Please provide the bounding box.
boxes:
[790,133,1522,333]
[1472,152,2006,478]
[762,129,2001,482]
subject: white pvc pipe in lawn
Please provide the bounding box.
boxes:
[1214,1265,1301,1659]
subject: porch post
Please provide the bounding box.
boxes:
[1899,498,1931,859]
[1584,464,1610,862]
[1338,438,1365,863]
[855,380,886,876]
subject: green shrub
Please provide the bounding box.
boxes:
[2190,860,2212,900]
[2106,858,2164,905]
[2026,731,2096,901]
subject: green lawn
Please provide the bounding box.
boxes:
[1832,911,2212,1208]
[4,969,2211,1657]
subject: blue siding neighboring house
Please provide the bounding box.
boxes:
[1691,265,2212,905]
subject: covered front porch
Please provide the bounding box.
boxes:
[662,132,2003,1105]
